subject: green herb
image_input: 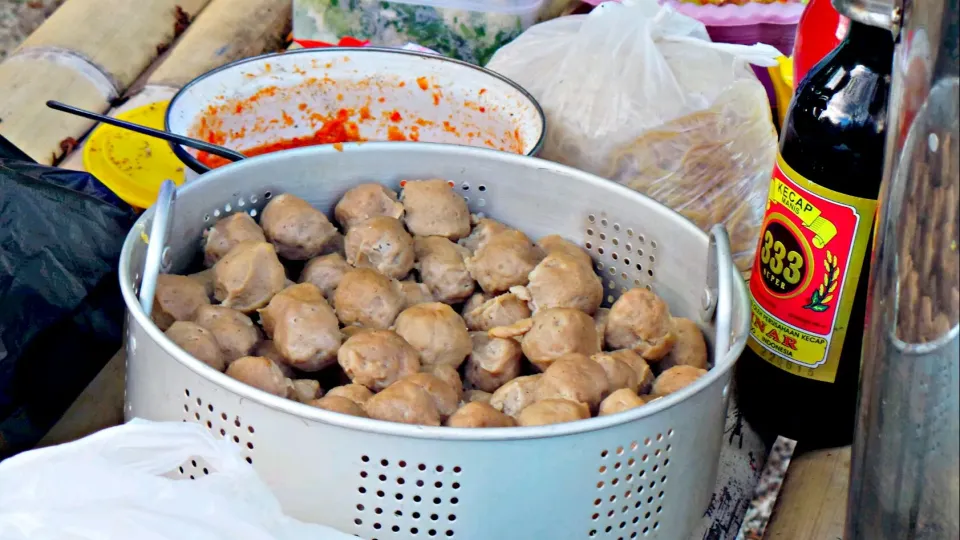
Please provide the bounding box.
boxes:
[297,0,527,65]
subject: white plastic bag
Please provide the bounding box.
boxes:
[0,419,354,540]
[488,0,781,270]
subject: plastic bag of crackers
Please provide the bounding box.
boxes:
[488,0,781,271]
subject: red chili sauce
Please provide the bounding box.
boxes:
[196,108,364,169]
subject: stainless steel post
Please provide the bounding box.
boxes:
[834,0,960,537]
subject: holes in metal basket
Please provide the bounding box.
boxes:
[583,216,657,302]
[590,436,672,537]
[160,246,172,270]
[356,456,459,537]
[177,456,214,480]
[182,390,255,465]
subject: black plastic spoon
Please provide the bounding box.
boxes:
[46,100,246,163]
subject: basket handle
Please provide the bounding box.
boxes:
[138,180,178,316]
[703,225,734,359]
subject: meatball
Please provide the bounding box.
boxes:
[458,218,509,253]
[365,379,441,426]
[151,274,211,331]
[393,303,471,369]
[402,372,459,420]
[400,179,470,240]
[462,292,488,318]
[214,241,286,313]
[344,216,415,279]
[187,268,216,300]
[536,354,609,412]
[607,349,655,394]
[446,402,517,428]
[326,383,375,406]
[290,379,322,403]
[258,282,326,335]
[487,318,533,339]
[299,253,351,299]
[598,388,649,416]
[258,283,341,372]
[464,332,522,392]
[309,395,368,417]
[334,183,403,230]
[526,252,603,315]
[590,353,640,394]
[535,234,593,268]
[593,308,611,351]
[415,236,475,304]
[605,288,676,360]
[424,364,463,400]
[253,340,293,377]
[340,325,367,340]
[462,389,493,405]
[165,321,225,371]
[337,329,420,391]
[462,292,531,332]
[397,279,434,309]
[225,356,292,397]
[333,268,405,329]
[203,212,265,267]
[517,399,590,427]
[466,229,542,294]
[521,308,600,371]
[193,305,260,363]
[659,318,709,371]
[260,193,339,260]
[489,374,541,417]
[652,365,707,396]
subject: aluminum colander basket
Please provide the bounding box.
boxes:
[119,142,750,540]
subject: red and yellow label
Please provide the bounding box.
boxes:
[747,154,877,382]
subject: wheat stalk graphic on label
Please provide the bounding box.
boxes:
[803,251,840,312]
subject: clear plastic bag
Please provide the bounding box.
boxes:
[487,0,780,270]
[0,420,354,540]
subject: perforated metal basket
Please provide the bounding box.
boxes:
[119,143,750,540]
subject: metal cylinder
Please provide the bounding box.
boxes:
[844,0,960,538]
[832,0,903,30]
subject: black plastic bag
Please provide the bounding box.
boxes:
[0,135,137,459]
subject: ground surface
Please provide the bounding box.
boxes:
[0,0,66,59]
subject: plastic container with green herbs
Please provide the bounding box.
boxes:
[293,0,575,65]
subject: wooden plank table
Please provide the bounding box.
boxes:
[765,446,850,539]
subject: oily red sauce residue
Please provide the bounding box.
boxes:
[197,107,363,168]
[387,126,407,141]
[193,77,526,169]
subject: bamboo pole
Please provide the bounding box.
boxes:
[148,0,292,88]
[0,0,210,164]
[59,0,292,172]
[19,0,208,88]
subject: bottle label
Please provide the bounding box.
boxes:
[747,154,877,382]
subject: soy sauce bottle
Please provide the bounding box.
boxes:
[735,20,895,449]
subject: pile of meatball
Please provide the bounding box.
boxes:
[152,179,710,428]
